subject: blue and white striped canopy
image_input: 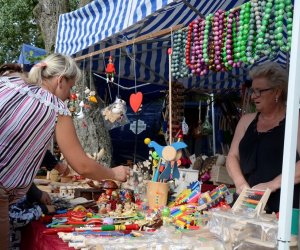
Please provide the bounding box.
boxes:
[55,0,290,91]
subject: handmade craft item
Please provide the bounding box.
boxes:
[101,97,129,129]
[146,181,169,209]
[129,91,143,113]
[232,187,271,217]
[105,56,116,82]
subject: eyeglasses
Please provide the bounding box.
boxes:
[249,87,274,97]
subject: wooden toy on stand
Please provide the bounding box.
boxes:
[208,187,279,249]
[232,187,271,217]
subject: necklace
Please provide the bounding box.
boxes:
[172,29,190,79]
[212,9,226,71]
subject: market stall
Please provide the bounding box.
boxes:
[41,0,300,249]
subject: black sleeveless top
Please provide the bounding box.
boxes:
[239,113,300,212]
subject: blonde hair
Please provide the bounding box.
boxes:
[249,62,288,102]
[28,53,81,85]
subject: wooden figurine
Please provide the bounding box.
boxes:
[105,56,116,83]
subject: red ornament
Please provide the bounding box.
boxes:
[129,92,143,113]
[70,93,77,100]
[105,56,116,82]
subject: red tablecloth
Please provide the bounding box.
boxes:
[20,220,75,250]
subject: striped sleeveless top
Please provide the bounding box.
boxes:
[0,76,70,203]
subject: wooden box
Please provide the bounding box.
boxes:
[210,165,234,185]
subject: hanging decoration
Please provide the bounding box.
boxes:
[183,0,294,78]
[171,29,191,79]
[101,97,129,130]
[129,92,143,113]
[181,117,189,135]
[105,56,116,83]
[212,9,226,72]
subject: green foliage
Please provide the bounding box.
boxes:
[70,0,81,11]
[0,0,44,64]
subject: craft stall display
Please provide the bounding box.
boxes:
[31,151,296,250]
[23,0,297,249]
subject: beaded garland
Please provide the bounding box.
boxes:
[212,9,226,71]
[171,29,191,79]
[185,0,293,77]
[191,17,209,76]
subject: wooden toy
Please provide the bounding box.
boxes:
[232,187,271,217]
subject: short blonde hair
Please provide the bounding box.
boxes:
[249,62,288,101]
[28,53,81,85]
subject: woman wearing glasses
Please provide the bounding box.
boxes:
[226,62,300,213]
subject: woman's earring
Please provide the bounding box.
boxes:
[275,96,278,103]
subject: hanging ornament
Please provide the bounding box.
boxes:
[75,101,85,119]
[129,91,143,113]
[224,8,241,68]
[101,97,129,130]
[285,2,293,52]
[171,29,190,79]
[105,56,116,83]
[186,21,193,68]
[203,14,213,65]
[212,9,226,72]
[68,92,78,113]
[88,91,98,103]
[236,2,251,64]
[181,117,189,135]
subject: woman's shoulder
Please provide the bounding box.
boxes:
[239,112,257,129]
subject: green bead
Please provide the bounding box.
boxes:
[287,11,293,18]
[257,37,264,44]
[276,26,283,33]
[275,21,283,27]
[279,9,285,16]
[266,2,272,8]
[256,44,264,50]
[275,33,283,39]
[265,7,272,14]
[287,24,293,30]
[262,19,269,26]
[260,26,267,32]
[277,40,284,46]
[287,18,293,24]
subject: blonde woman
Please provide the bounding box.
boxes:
[0,54,129,248]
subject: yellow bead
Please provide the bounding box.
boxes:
[144,138,151,145]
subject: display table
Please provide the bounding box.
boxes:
[20,220,74,250]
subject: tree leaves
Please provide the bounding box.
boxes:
[0,0,43,64]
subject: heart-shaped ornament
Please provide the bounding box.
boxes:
[129,92,143,113]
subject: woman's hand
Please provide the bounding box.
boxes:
[46,205,56,213]
[54,162,70,176]
[252,180,278,192]
[112,165,130,182]
[235,182,250,194]
[40,191,52,205]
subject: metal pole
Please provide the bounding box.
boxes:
[133,114,139,164]
[211,93,216,155]
[278,0,300,248]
